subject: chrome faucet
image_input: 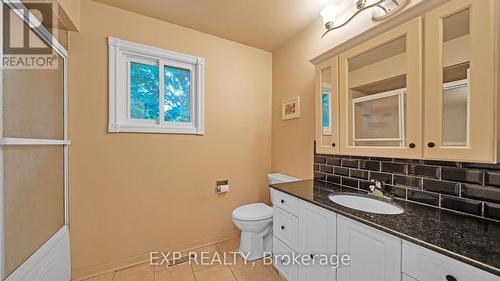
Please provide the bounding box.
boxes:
[369,179,393,201]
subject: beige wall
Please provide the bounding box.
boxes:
[68,0,272,278]
[57,0,80,31]
[271,17,384,179]
[271,0,428,179]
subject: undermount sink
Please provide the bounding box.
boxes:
[328,193,404,215]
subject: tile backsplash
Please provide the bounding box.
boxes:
[314,154,500,221]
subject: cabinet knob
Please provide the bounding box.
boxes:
[409,143,416,149]
[281,225,286,230]
[427,142,435,148]
[331,143,336,147]
[280,199,285,204]
[445,275,457,281]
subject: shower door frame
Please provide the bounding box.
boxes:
[0,1,70,280]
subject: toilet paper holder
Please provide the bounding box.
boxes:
[215,180,230,193]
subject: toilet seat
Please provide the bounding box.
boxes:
[232,203,273,221]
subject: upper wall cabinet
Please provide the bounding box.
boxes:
[315,56,339,154]
[338,18,423,159]
[424,0,496,162]
[315,0,500,163]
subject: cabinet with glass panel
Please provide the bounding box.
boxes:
[338,17,423,159]
[315,0,499,162]
[315,56,339,154]
[423,0,497,162]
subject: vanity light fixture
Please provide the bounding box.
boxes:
[321,0,410,37]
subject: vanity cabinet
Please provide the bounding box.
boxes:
[336,216,402,281]
[315,57,339,154]
[298,200,336,281]
[272,188,400,281]
[423,0,497,162]
[314,0,500,162]
[271,188,500,281]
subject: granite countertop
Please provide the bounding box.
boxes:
[270,179,500,277]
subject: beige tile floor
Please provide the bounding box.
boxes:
[81,238,285,281]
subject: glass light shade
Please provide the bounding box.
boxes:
[354,0,367,10]
[320,4,337,27]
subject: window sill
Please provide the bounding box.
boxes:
[108,123,204,135]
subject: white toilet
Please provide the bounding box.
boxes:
[232,173,300,261]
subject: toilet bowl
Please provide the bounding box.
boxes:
[232,173,300,261]
[232,203,273,261]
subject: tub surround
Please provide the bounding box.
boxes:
[270,179,500,277]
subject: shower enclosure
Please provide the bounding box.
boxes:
[0,2,70,281]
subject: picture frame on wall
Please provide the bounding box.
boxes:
[282,96,300,120]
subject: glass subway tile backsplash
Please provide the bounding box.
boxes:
[314,154,500,221]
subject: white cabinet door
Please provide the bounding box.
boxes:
[402,241,500,281]
[337,216,402,281]
[298,200,337,281]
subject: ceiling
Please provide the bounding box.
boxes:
[93,0,342,51]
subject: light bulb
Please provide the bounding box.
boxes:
[320,4,337,30]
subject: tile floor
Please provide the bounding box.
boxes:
[81,238,285,281]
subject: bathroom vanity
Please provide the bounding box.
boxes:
[270,180,500,281]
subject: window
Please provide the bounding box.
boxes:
[108,37,204,134]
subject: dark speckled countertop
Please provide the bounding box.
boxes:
[270,179,500,277]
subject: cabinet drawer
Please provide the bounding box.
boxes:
[273,236,298,281]
[271,188,299,216]
[273,207,299,251]
[402,241,499,281]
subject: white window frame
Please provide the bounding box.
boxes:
[108,37,205,134]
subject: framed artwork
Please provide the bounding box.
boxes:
[282,96,300,120]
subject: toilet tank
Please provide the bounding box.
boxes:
[267,173,300,205]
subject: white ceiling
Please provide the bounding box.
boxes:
[93,0,349,51]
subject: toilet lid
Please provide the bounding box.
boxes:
[232,203,273,221]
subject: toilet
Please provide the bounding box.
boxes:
[232,173,300,261]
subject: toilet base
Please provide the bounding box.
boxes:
[238,229,273,261]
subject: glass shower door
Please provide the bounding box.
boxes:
[1,3,69,281]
